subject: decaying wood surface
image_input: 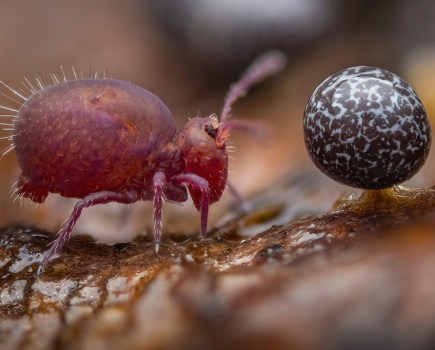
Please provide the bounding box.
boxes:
[2,173,435,350]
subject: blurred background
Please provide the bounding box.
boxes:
[1,0,435,241]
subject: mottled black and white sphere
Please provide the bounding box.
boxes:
[303,66,431,189]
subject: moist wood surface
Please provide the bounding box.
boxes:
[2,175,435,350]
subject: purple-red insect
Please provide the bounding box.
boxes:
[1,52,285,273]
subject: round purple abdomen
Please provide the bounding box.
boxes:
[303,66,431,189]
[13,79,176,201]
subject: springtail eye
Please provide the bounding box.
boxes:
[204,124,216,138]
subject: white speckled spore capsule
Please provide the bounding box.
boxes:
[303,66,431,189]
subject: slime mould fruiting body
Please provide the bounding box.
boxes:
[5,52,286,272]
[303,66,431,189]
